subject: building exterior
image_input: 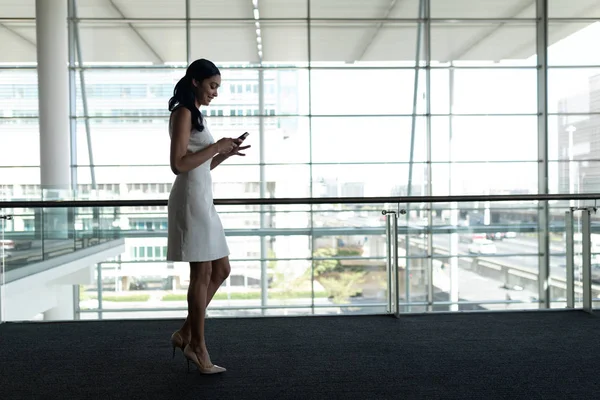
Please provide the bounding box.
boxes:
[557,73,600,195]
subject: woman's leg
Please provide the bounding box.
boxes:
[178,257,231,343]
[206,256,231,305]
[185,261,213,365]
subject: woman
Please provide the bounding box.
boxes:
[166,59,250,374]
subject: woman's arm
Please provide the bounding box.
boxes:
[170,108,220,175]
[210,154,229,170]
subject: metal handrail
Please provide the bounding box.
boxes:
[1,193,599,209]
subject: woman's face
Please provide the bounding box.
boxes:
[193,74,221,106]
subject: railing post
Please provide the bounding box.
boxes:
[384,211,393,314]
[0,214,11,323]
[393,211,400,318]
[566,206,596,313]
[581,207,595,313]
[565,209,575,309]
[382,209,404,318]
[382,210,401,317]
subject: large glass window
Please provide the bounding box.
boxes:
[2,0,600,320]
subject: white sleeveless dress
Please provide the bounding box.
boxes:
[167,116,230,262]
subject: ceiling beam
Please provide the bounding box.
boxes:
[0,23,36,48]
[107,0,165,64]
[349,0,400,63]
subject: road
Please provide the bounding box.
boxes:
[427,236,568,278]
[1,229,576,282]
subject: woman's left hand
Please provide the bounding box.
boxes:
[225,144,251,157]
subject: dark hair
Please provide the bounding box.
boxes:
[168,58,220,132]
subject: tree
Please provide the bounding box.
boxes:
[312,246,367,304]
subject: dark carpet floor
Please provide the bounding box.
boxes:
[0,310,599,400]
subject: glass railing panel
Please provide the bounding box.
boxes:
[2,207,43,276]
[2,195,599,322]
[592,209,600,310]
[310,203,388,315]
[1,207,7,323]
[77,202,390,318]
[549,201,570,307]
[398,200,545,312]
[1,205,125,283]
[549,201,600,310]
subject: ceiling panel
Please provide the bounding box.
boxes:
[111,0,186,19]
[189,23,257,63]
[309,0,393,19]
[310,22,375,62]
[549,0,600,18]
[0,0,34,18]
[458,25,537,61]
[134,26,187,63]
[78,24,159,63]
[259,0,307,18]
[430,23,536,63]
[75,0,186,19]
[261,22,308,63]
[387,0,421,19]
[73,0,122,19]
[430,0,535,18]
[0,24,35,63]
[0,0,596,66]
[189,0,252,19]
[361,24,419,62]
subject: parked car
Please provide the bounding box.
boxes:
[0,239,33,251]
[468,239,497,255]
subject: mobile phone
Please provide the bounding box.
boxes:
[238,132,250,141]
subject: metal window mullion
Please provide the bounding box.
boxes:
[258,69,268,315]
[536,0,550,309]
[72,1,96,190]
[185,0,191,63]
[424,0,434,312]
[404,0,426,313]
[67,0,78,191]
[307,0,316,314]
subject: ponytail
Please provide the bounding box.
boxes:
[168,75,204,132]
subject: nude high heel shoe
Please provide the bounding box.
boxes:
[183,344,226,374]
[170,331,187,359]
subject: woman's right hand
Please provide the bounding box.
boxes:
[216,138,240,155]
